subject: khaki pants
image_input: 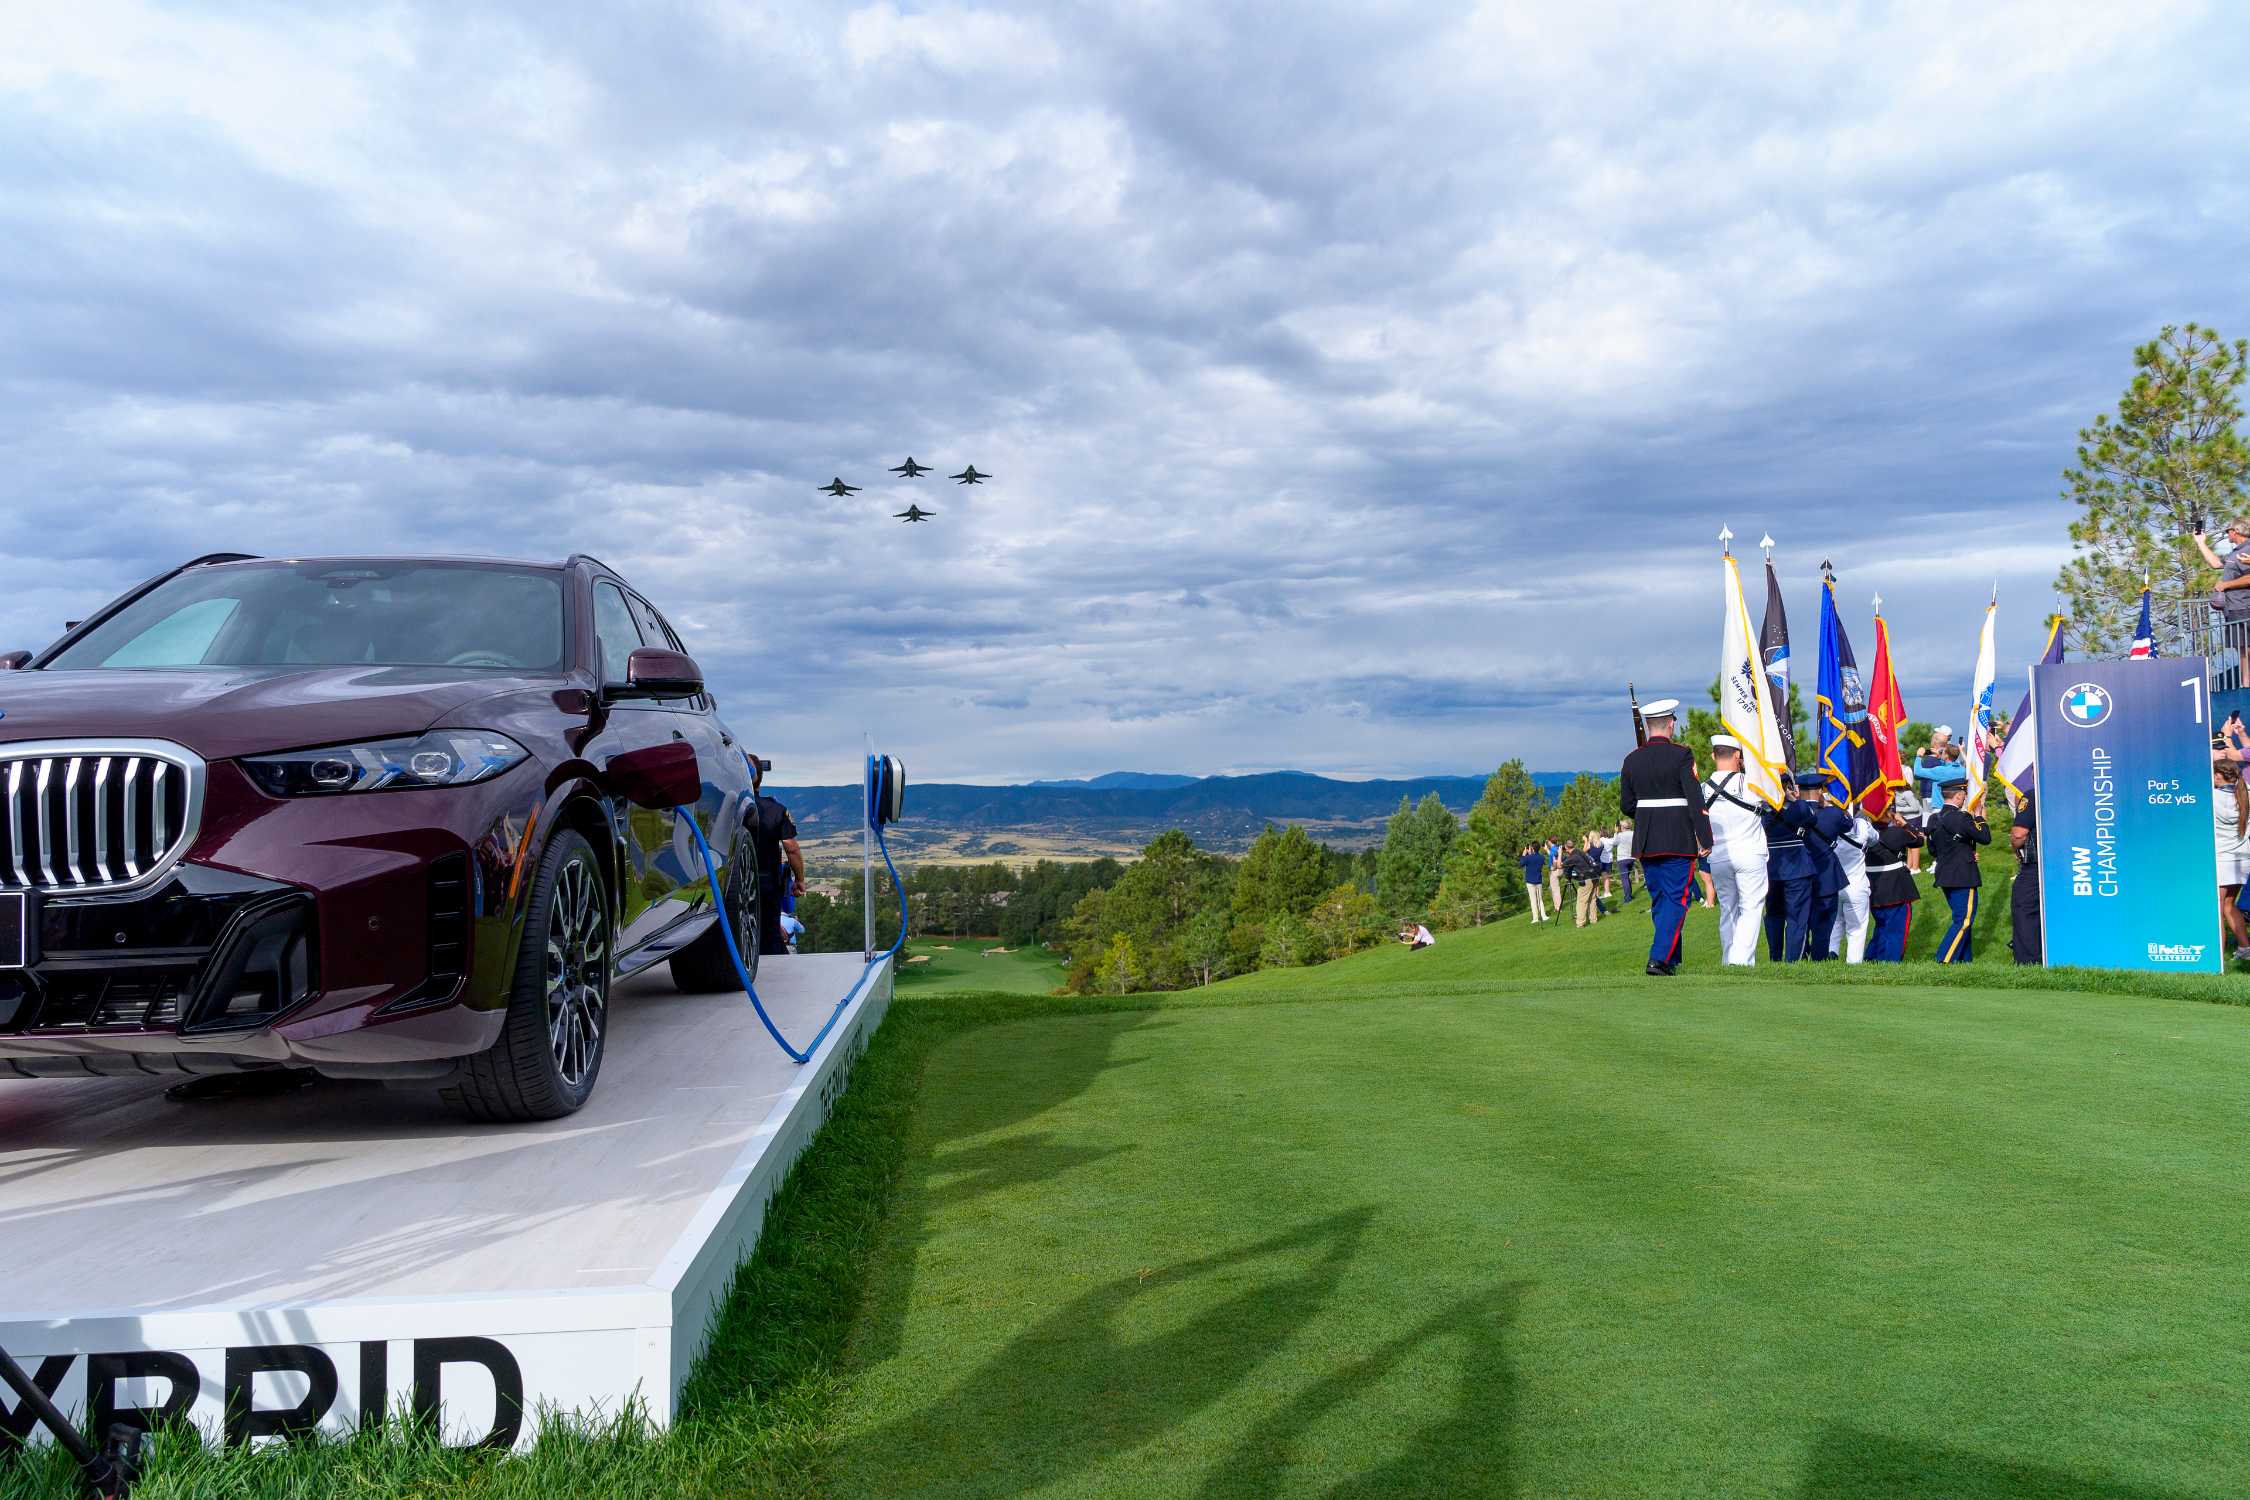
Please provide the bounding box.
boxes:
[1548,866,1563,912]
[1525,880,1547,921]
[1575,880,1600,926]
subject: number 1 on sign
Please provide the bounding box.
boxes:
[2182,676,2204,725]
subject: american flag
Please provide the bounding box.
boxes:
[2128,582,2155,659]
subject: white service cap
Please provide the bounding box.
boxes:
[1641,698,1680,718]
[1709,734,1742,750]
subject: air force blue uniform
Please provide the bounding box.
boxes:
[1800,801,1851,960]
[1761,798,1835,962]
[1618,734,1712,973]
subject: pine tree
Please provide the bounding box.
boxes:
[1377,792,1458,918]
[1094,932,1145,995]
[2056,323,2250,654]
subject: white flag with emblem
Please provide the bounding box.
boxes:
[1964,598,1999,813]
[1720,550,1787,808]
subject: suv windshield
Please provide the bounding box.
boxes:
[44,561,568,673]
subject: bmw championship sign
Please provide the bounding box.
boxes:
[2032,658,2222,972]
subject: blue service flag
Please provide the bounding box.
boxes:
[1814,576,1882,810]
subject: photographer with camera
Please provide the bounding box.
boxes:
[747,755,805,957]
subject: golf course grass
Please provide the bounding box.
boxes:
[8,878,2250,1498]
[895,938,1067,995]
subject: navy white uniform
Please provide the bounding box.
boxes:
[1618,703,1712,972]
[1828,809,1876,963]
[1700,748,1769,966]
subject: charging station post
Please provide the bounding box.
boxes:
[862,732,875,960]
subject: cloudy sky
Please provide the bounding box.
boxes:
[3,1,2245,783]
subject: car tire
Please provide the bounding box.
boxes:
[669,829,760,994]
[443,829,611,1122]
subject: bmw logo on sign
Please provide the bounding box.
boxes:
[2061,682,2113,728]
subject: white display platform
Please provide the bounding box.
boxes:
[0,951,893,1449]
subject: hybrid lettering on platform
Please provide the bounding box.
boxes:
[0,1337,523,1451]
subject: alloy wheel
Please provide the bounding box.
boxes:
[545,854,608,1087]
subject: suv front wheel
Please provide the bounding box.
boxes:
[444,829,611,1122]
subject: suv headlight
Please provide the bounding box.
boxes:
[243,731,529,797]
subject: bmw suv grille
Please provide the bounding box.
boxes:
[0,740,205,896]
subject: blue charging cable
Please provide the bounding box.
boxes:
[679,806,907,1065]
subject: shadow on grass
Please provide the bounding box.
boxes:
[1797,1428,2208,1500]
[833,1208,1377,1498]
[1194,1281,1529,1500]
[856,1007,1161,1365]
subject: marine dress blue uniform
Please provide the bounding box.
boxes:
[1617,703,1713,976]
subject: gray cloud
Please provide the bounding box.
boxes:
[2,0,2245,783]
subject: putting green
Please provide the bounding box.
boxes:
[828,976,2250,1498]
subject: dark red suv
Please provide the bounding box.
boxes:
[0,553,761,1120]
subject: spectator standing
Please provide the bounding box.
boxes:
[2195,522,2250,664]
[1909,727,1953,872]
[2214,759,2250,960]
[1615,819,1637,902]
[748,756,805,957]
[1519,843,1549,923]
[1545,837,1565,916]
[1568,833,1604,928]
[1598,828,1617,902]
[1926,779,1990,963]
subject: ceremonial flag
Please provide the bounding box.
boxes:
[1814,573,1883,812]
[1760,553,1794,769]
[1719,551,1788,808]
[1994,615,2067,809]
[1866,605,1909,819]
[2129,581,2156,658]
[1964,597,2000,814]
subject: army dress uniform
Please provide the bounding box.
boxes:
[1926,797,1991,963]
[1618,700,1713,975]
[1699,735,1770,966]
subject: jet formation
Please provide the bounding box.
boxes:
[814,457,992,522]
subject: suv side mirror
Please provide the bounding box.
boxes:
[607,740,702,810]
[607,647,703,702]
[0,651,28,670]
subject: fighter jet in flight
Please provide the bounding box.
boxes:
[895,504,936,523]
[950,465,988,485]
[890,457,931,478]
[820,477,861,496]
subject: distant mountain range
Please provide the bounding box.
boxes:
[767,769,1607,864]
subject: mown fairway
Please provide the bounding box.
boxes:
[896,939,1067,995]
[829,923,2250,1498]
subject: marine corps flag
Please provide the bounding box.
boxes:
[1814,570,1883,812]
[1719,542,1788,808]
[1760,550,1795,770]
[1866,602,1909,820]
